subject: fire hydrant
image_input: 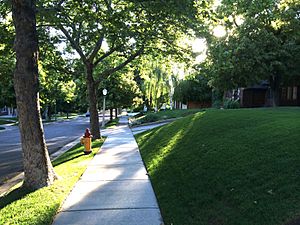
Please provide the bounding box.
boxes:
[81,128,92,154]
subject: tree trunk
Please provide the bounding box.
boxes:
[115,108,118,118]
[110,108,113,121]
[86,63,101,139]
[269,74,281,107]
[12,0,56,190]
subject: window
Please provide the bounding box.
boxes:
[281,88,287,100]
[293,87,298,100]
[287,87,292,100]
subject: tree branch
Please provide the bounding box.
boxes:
[57,0,65,6]
[96,46,144,84]
[103,0,112,11]
[233,15,240,28]
[58,24,87,63]
[88,33,104,62]
[36,24,58,27]
[93,45,122,66]
[75,22,82,46]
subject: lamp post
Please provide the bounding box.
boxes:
[102,88,107,127]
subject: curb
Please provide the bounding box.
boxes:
[50,137,82,161]
[0,137,82,197]
[0,122,17,130]
[0,173,24,197]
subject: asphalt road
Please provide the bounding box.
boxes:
[0,116,91,184]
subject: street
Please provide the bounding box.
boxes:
[0,116,91,184]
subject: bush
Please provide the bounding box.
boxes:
[223,99,240,109]
[212,99,222,108]
[140,113,160,123]
[133,112,144,118]
[212,89,223,108]
[132,106,144,112]
[173,76,212,104]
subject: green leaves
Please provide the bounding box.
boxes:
[136,56,173,109]
[0,12,15,107]
[99,69,142,109]
[204,0,300,92]
[173,75,212,104]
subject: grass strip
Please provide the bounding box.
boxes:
[0,117,18,121]
[136,107,300,225]
[0,138,104,225]
[105,118,119,128]
[0,120,16,125]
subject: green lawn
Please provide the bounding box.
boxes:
[135,108,300,225]
[131,109,204,125]
[0,139,104,225]
[0,117,18,121]
[105,118,119,128]
[0,119,17,125]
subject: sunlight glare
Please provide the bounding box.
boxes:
[192,38,207,63]
[229,15,245,26]
[195,54,207,63]
[213,0,222,9]
[102,39,109,52]
[192,38,207,53]
[172,64,185,80]
[213,25,227,38]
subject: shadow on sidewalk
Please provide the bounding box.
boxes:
[52,125,163,225]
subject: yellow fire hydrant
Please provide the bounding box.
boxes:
[81,128,92,154]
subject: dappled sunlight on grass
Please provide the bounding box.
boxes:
[136,108,300,225]
[142,112,206,174]
[148,129,184,172]
[136,126,165,150]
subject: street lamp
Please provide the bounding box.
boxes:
[102,88,107,127]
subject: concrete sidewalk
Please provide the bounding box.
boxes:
[52,116,163,225]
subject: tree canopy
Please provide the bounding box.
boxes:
[0,11,15,108]
[203,0,300,106]
[34,0,209,137]
[174,74,212,104]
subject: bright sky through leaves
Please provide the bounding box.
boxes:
[213,25,227,37]
[192,38,208,63]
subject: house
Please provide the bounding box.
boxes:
[279,86,300,106]
[174,100,211,109]
[239,82,300,107]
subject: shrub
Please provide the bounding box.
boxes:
[212,99,223,108]
[173,76,212,104]
[223,99,240,109]
[132,106,144,112]
[140,113,160,123]
[133,112,144,118]
[212,89,223,108]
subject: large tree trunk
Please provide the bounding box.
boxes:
[269,74,281,107]
[12,0,56,190]
[110,108,113,121]
[115,108,118,119]
[86,63,101,139]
